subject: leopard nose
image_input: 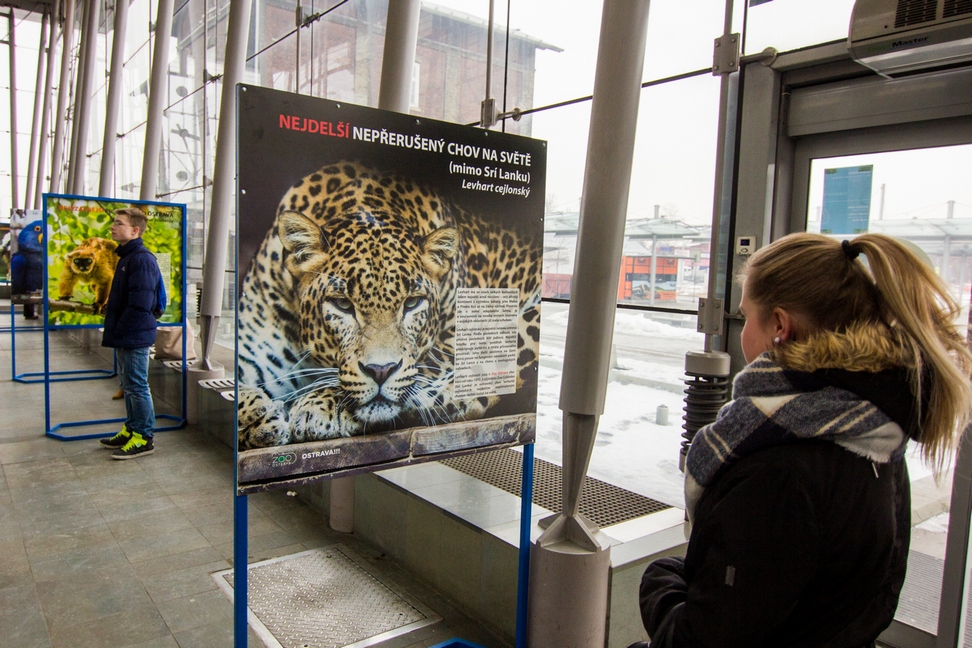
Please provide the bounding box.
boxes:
[359,361,402,386]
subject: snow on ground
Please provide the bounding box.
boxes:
[534,362,688,507]
[534,308,697,508]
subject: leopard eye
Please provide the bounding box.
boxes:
[328,297,354,314]
[403,296,425,313]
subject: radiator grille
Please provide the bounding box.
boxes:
[944,0,972,17]
[441,447,671,528]
[896,0,939,26]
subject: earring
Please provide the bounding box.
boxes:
[773,336,781,345]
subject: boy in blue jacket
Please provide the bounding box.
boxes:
[99,208,160,459]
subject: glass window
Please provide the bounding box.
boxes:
[624,74,720,311]
[644,0,725,80]
[743,0,855,56]
[535,302,701,506]
[117,123,145,199]
[508,0,601,110]
[120,39,150,138]
[172,0,208,98]
[806,146,972,336]
[0,12,42,210]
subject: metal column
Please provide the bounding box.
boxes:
[679,1,737,469]
[99,0,130,196]
[139,0,175,200]
[377,0,420,114]
[328,0,422,536]
[195,0,252,372]
[8,12,19,209]
[25,9,50,209]
[66,0,90,192]
[50,0,75,194]
[34,0,60,209]
[182,0,218,427]
[69,0,101,195]
[528,1,650,646]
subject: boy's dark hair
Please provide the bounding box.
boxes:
[115,207,148,234]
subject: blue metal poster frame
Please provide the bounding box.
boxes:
[40,193,189,441]
[11,300,116,383]
[230,88,545,647]
[230,447,535,648]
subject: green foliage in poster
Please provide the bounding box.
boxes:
[45,197,184,327]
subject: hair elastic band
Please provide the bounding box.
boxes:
[841,240,860,261]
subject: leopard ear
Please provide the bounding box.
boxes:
[278,211,328,275]
[422,227,458,280]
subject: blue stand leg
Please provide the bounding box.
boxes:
[515,443,535,648]
[10,302,17,379]
[234,493,248,648]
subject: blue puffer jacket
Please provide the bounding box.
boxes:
[102,238,160,348]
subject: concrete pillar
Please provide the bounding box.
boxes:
[529,1,651,646]
[195,0,252,372]
[34,0,60,209]
[25,9,49,209]
[8,12,19,209]
[69,0,102,194]
[50,0,75,194]
[190,0,251,418]
[99,0,131,196]
[140,0,175,201]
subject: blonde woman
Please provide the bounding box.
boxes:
[637,233,972,647]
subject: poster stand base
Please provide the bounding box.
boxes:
[46,413,186,441]
[16,368,116,384]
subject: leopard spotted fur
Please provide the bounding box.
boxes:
[237,161,541,449]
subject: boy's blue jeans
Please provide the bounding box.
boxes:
[116,346,155,438]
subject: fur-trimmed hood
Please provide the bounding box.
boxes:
[770,321,913,374]
[770,321,925,441]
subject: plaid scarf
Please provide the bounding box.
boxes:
[684,354,908,521]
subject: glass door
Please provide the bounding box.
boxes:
[797,143,972,647]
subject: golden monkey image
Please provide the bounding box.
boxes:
[58,237,119,313]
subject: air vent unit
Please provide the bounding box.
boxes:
[849,0,972,76]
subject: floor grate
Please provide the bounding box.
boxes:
[213,546,439,648]
[441,447,670,528]
[897,550,941,634]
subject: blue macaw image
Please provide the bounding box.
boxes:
[11,220,44,319]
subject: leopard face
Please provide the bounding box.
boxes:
[280,211,458,426]
[238,162,540,449]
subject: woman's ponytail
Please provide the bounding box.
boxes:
[853,234,972,470]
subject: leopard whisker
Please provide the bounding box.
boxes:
[281,375,340,402]
[255,363,335,390]
[426,347,455,361]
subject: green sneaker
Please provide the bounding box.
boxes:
[99,425,131,448]
[111,432,155,460]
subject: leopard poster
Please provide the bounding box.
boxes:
[236,85,545,491]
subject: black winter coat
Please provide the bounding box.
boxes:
[102,238,160,348]
[640,356,917,648]
[640,439,909,647]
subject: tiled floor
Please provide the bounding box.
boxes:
[0,303,509,648]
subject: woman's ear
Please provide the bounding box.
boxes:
[772,307,797,343]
